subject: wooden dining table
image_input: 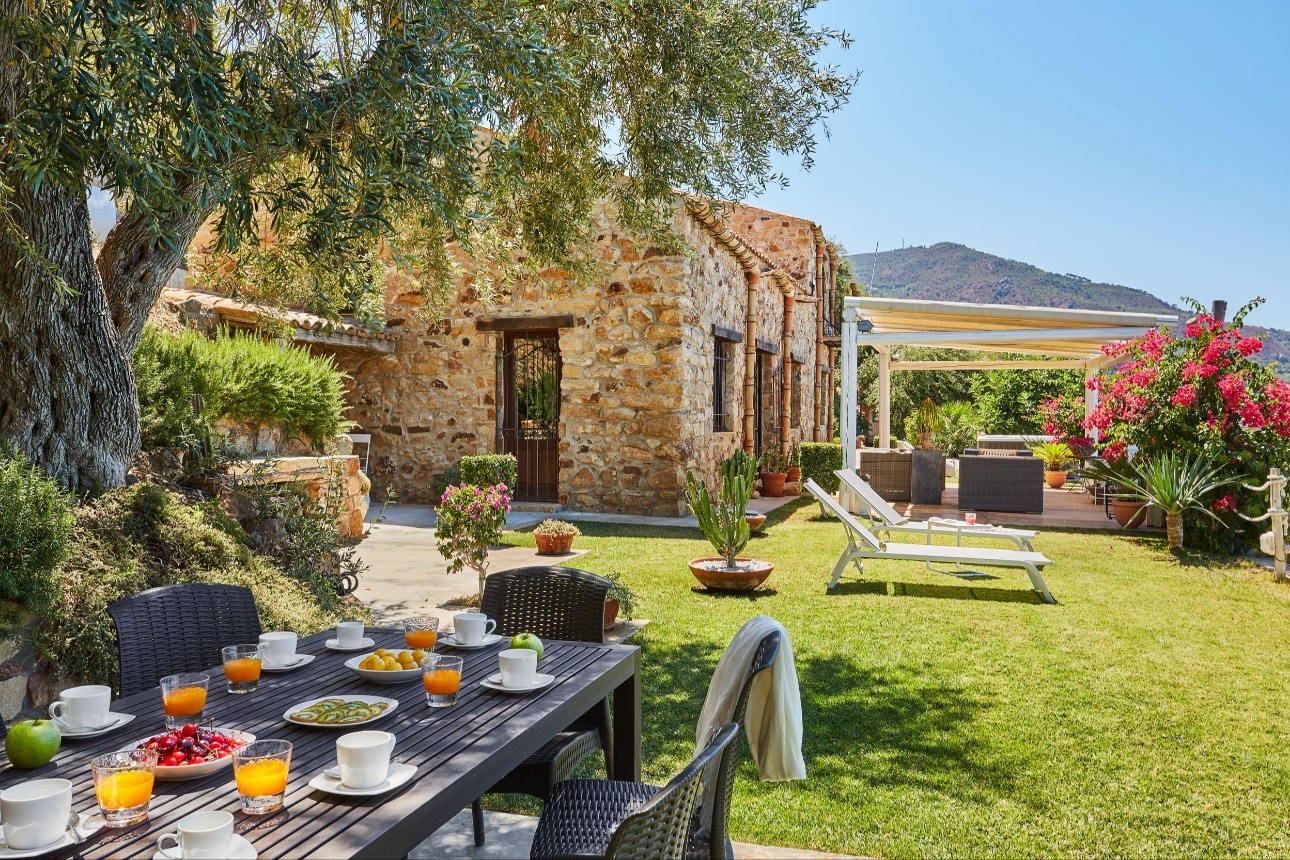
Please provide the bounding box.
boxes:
[0,627,642,859]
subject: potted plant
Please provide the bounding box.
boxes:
[684,467,773,591]
[908,399,945,505]
[1108,491,1149,529]
[434,483,511,596]
[1031,441,1075,489]
[601,572,637,629]
[758,447,790,497]
[534,518,580,554]
[1086,452,1240,550]
[785,444,801,484]
[913,398,942,451]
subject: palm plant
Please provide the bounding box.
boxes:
[1030,441,1075,472]
[1083,452,1240,550]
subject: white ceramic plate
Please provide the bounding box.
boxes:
[284,695,399,728]
[54,711,135,739]
[260,654,316,673]
[480,673,555,694]
[122,729,255,781]
[343,655,422,684]
[0,815,103,858]
[325,637,376,652]
[154,833,256,860]
[308,763,418,797]
[438,633,504,650]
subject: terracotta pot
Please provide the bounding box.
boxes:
[535,533,575,555]
[761,472,787,497]
[786,467,800,483]
[744,513,767,531]
[603,598,620,630]
[1045,470,1068,489]
[689,558,774,591]
[1110,498,1148,529]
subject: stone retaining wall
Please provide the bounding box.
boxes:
[0,611,68,724]
[224,454,369,538]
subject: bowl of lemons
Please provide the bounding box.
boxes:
[344,648,429,684]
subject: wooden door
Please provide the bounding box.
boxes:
[497,333,561,501]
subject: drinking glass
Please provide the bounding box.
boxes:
[422,654,463,708]
[221,644,264,694]
[160,673,209,730]
[92,749,157,828]
[403,617,439,651]
[233,740,292,815]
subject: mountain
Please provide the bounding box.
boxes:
[847,242,1290,369]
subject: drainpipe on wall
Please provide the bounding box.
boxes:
[781,295,795,454]
[743,269,759,455]
[813,244,825,442]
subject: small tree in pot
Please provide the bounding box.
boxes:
[435,483,511,597]
[913,398,942,450]
[685,466,773,590]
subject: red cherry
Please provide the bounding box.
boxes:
[215,750,229,759]
[181,725,198,737]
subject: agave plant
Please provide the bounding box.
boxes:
[686,469,750,570]
[1084,452,1240,550]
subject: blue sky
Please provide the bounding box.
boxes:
[750,0,1290,328]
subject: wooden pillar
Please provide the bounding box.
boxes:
[813,245,826,442]
[743,269,759,454]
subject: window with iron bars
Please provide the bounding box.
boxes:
[791,360,803,428]
[712,338,733,432]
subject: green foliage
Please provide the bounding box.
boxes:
[759,447,791,474]
[458,455,519,493]
[856,347,979,433]
[721,451,759,507]
[430,467,463,503]
[133,327,351,451]
[970,367,1085,435]
[435,484,511,595]
[601,571,637,621]
[31,484,367,690]
[685,470,750,569]
[1030,441,1075,471]
[0,450,74,604]
[932,401,982,457]
[799,443,844,492]
[1084,453,1241,549]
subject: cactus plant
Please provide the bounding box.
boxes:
[721,450,758,507]
[686,469,751,570]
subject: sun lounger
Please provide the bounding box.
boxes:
[804,479,1056,603]
[832,469,1039,552]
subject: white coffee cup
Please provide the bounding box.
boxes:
[258,631,298,667]
[0,778,72,851]
[48,684,111,731]
[336,731,396,790]
[156,810,235,859]
[453,613,497,646]
[498,649,538,689]
[335,621,364,649]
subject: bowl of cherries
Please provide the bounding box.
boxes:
[124,724,254,780]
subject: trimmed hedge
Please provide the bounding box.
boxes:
[799,442,844,492]
[459,455,518,492]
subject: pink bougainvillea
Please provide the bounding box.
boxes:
[435,483,512,596]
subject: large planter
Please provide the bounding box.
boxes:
[535,533,575,555]
[744,513,767,531]
[910,450,944,505]
[1110,498,1148,529]
[688,558,774,591]
[604,598,620,630]
[786,467,801,483]
[1045,470,1068,489]
[761,472,787,497]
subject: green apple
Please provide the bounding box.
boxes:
[5,719,61,769]
[509,632,544,661]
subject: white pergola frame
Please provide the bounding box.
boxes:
[839,296,1180,469]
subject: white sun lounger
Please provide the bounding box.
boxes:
[805,479,1056,603]
[832,469,1039,552]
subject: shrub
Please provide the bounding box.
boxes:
[459,454,518,492]
[430,467,463,502]
[0,450,74,605]
[534,519,580,537]
[31,483,367,689]
[133,327,215,449]
[435,483,511,596]
[933,401,982,458]
[799,443,844,492]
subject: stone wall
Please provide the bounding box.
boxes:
[224,454,369,539]
[0,610,68,724]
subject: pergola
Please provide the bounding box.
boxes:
[838,296,1180,469]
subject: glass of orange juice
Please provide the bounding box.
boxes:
[422,654,463,707]
[233,740,292,815]
[222,644,264,694]
[403,617,439,650]
[160,673,209,729]
[92,749,157,827]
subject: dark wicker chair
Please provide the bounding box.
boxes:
[470,566,613,846]
[529,723,739,860]
[958,454,1044,514]
[526,629,780,860]
[857,450,912,501]
[108,583,263,697]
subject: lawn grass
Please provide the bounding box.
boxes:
[500,498,1290,858]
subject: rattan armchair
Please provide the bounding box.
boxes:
[958,454,1044,514]
[856,450,913,501]
[529,723,739,860]
[471,566,613,846]
[108,584,263,697]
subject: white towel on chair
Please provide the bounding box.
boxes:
[693,616,806,827]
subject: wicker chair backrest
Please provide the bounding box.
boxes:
[108,584,263,697]
[606,723,739,860]
[480,566,610,643]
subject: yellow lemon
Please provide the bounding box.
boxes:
[383,658,400,671]
[411,650,425,662]
[374,648,389,657]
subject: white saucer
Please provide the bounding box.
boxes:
[155,833,256,860]
[260,654,316,672]
[0,815,103,857]
[325,637,376,652]
[54,711,135,739]
[481,673,555,694]
[438,632,504,650]
[308,762,418,796]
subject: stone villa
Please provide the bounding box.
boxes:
[168,198,843,516]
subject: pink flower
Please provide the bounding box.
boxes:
[1171,384,1197,407]
[1236,337,1264,357]
[1213,494,1237,513]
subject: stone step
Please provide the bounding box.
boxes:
[509,502,563,513]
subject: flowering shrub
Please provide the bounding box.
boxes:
[1040,396,1093,456]
[434,483,511,595]
[1048,298,1290,549]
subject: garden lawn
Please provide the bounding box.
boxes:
[500,498,1290,858]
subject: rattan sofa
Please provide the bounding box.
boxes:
[958,452,1044,514]
[856,450,912,501]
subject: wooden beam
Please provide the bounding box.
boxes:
[711,323,743,343]
[475,314,574,332]
[755,337,779,355]
[888,359,1092,371]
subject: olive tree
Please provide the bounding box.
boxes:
[0,0,854,491]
